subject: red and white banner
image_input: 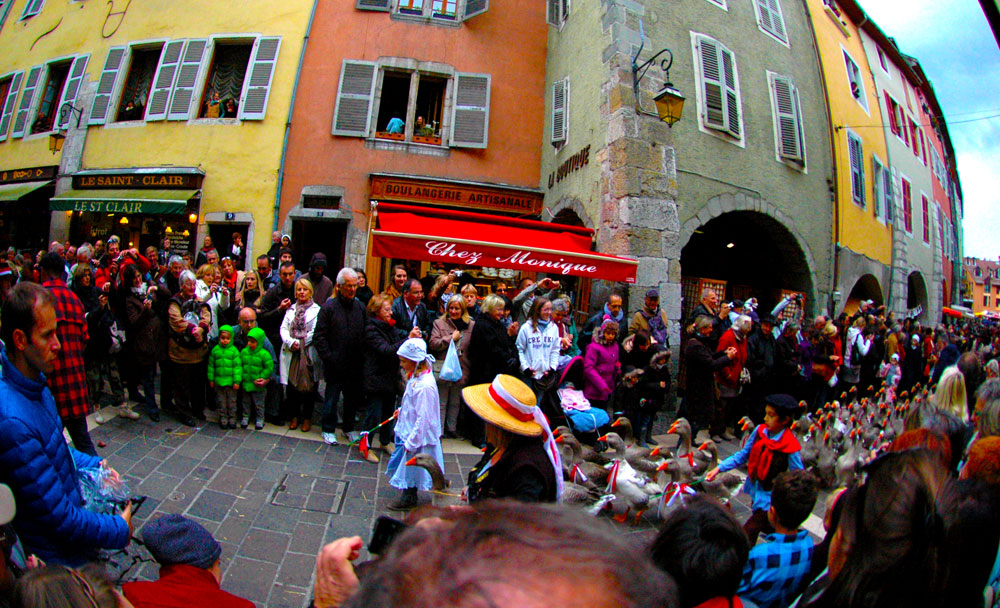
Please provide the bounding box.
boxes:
[371,203,638,283]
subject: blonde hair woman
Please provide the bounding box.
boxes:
[194,263,227,340]
[279,277,321,431]
[932,368,969,422]
[429,295,475,438]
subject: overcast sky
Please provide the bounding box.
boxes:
[857,0,1000,261]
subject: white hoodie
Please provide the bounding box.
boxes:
[516,319,561,379]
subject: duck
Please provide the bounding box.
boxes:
[556,433,610,486]
[691,439,718,476]
[814,432,838,487]
[554,426,610,466]
[610,417,656,459]
[603,453,661,523]
[666,418,695,460]
[599,432,660,476]
[693,469,743,505]
[835,429,865,488]
[561,480,616,515]
[654,459,697,519]
[405,454,465,507]
[737,416,756,448]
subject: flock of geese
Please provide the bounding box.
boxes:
[405,383,920,522]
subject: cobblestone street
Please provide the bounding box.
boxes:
[89,408,825,607]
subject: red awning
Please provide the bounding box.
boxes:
[942,307,961,318]
[371,202,638,283]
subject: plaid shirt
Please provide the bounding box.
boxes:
[42,278,91,419]
[738,530,814,608]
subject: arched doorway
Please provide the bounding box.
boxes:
[680,211,814,321]
[845,273,883,314]
[907,271,929,321]
[550,207,590,315]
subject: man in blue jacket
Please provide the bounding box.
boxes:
[0,282,131,566]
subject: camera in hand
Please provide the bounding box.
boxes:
[368,515,408,555]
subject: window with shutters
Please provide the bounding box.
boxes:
[691,33,743,145]
[389,0,487,23]
[921,194,930,244]
[754,0,787,45]
[884,92,903,140]
[876,48,889,74]
[883,163,893,223]
[901,176,912,233]
[872,156,885,221]
[846,131,864,207]
[767,72,804,167]
[0,76,11,141]
[842,49,868,113]
[551,77,568,148]
[198,41,253,118]
[334,59,489,150]
[546,0,569,27]
[114,46,163,122]
[937,205,944,255]
[30,61,71,134]
[20,0,43,19]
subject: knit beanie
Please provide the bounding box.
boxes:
[142,514,222,569]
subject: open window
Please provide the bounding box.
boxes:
[392,0,486,21]
[199,41,253,118]
[414,75,445,144]
[30,61,71,134]
[374,71,410,140]
[115,46,163,122]
[843,50,868,113]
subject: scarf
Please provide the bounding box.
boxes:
[452,317,469,332]
[223,272,237,291]
[641,306,668,344]
[747,425,800,482]
[290,302,310,343]
[603,302,624,323]
[536,318,550,330]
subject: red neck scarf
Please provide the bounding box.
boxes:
[692,598,743,608]
[747,424,800,481]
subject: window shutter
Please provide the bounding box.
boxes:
[145,40,185,121]
[331,60,377,137]
[756,0,786,42]
[0,71,24,142]
[56,54,89,129]
[884,92,897,135]
[551,78,567,147]
[902,179,912,232]
[450,72,490,148]
[89,47,126,125]
[547,0,560,25]
[20,0,43,18]
[772,76,801,162]
[720,46,740,138]
[168,38,207,121]
[698,38,726,131]
[872,159,883,219]
[239,37,281,120]
[463,0,488,20]
[356,0,391,10]
[10,65,41,138]
[848,133,864,206]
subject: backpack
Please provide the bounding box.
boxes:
[170,296,209,350]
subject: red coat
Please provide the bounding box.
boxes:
[715,327,748,389]
[123,564,255,608]
[42,278,91,419]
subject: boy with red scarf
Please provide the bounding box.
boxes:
[706,393,803,544]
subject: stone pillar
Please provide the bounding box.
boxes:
[599,0,681,349]
[49,79,94,243]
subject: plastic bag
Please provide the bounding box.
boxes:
[79,466,131,515]
[440,340,463,382]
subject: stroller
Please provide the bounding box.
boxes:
[550,356,611,445]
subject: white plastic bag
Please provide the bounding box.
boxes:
[440,340,463,382]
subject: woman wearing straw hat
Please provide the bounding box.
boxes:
[385,338,445,511]
[462,374,563,503]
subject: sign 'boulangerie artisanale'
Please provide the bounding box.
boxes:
[370,173,544,216]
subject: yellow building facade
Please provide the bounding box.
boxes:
[805,0,893,312]
[0,0,313,260]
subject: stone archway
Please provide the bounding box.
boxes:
[907,271,929,321]
[678,194,819,319]
[547,196,594,229]
[845,273,884,314]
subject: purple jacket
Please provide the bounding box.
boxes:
[583,341,620,401]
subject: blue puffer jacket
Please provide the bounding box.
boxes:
[0,348,130,566]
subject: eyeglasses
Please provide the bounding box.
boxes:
[68,568,101,608]
[495,288,507,293]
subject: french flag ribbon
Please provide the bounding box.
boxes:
[571,464,589,484]
[357,432,370,459]
[686,453,695,467]
[606,460,622,494]
[659,482,696,509]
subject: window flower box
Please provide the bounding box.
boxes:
[413,134,442,145]
[376,131,405,141]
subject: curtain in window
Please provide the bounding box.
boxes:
[121,57,156,107]
[207,45,251,103]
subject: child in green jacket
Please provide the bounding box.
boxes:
[240,327,274,430]
[208,325,242,429]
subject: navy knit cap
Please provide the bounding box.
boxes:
[765,393,802,418]
[142,514,222,569]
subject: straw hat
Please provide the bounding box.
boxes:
[462,375,543,437]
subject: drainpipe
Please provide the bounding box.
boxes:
[273,0,319,233]
[801,0,839,315]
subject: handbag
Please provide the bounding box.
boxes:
[440,340,463,382]
[288,348,315,393]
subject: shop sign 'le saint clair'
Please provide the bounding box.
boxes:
[73,174,191,188]
[424,241,599,276]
